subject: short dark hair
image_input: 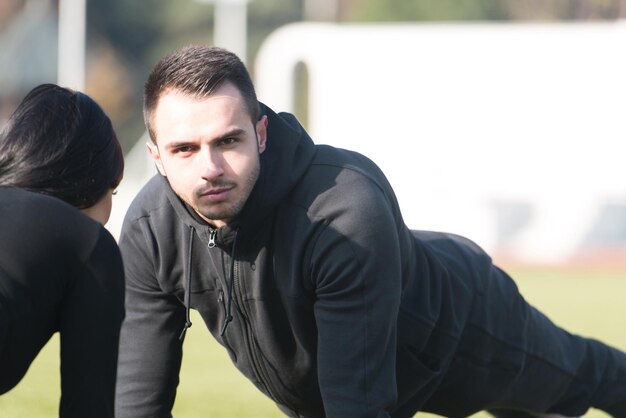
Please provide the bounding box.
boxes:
[0,83,124,209]
[143,45,260,143]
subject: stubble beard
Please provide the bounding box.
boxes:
[193,161,260,225]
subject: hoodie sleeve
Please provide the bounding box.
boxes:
[308,176,403,418]
[115,215,186,418]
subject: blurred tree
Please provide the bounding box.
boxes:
[83,0,302,151]
[342,0,626,21]
[0,0,57,124]
[85,0,216,150]
[344,0,508,21]
[4,0,626,151]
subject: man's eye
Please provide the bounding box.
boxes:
[220,138,237,146]
[173,146,194,153]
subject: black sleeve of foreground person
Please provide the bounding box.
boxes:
[59,227,125,418]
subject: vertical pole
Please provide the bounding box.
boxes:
[195,0,249,64]
[214,0,248,63]
[57,0,86,90]
[303,0,338,21]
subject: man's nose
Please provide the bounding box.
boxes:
[200,148,224,179]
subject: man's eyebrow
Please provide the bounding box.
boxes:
[216,128,247,140]
[164,140,196,151]
[164,128,247,151]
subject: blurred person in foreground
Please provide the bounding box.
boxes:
[0,84,125,417]
[115,46,626,418]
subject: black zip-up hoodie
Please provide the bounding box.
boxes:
[116,104,490,417]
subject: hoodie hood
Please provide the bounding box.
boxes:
[161,102,317,241]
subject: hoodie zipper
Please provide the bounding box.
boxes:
[208,229,217,248]
[232,260,290,408]
[209,229,292,410]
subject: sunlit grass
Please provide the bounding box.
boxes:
[1,269,624,417]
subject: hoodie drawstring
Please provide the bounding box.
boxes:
[178,226,239,339]
[179,226,195,340]
[220,229,238,336]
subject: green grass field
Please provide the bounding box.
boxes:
[1,269,624,417]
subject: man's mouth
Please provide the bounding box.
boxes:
[198,185,234,202]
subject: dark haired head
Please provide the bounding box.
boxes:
[143,45,260,143]
[0,83,124,209]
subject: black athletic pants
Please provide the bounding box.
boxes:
[421,263,626,417]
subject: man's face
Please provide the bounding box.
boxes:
[148,82,267,228]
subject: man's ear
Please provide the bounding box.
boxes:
[256,115,268,154]
[147,141,166,176]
